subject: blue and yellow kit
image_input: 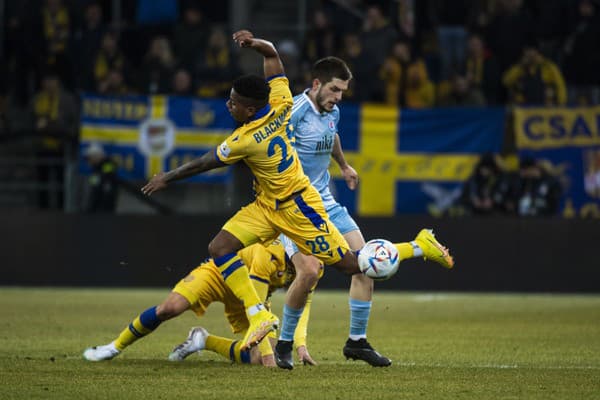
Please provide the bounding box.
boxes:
[216,75,349,265]
[172,242,314,348]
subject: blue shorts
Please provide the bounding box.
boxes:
[280,202,359,257]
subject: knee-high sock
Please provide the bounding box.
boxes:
[214,253,262,311]
[278,304,303,342]
[349,298,371,340]
[113,306,162,351]
[205,335,250,364]
[394,242,422,260]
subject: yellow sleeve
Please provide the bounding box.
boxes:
[420,81,436,108]
[548,64,567,105]
[502,64,522,88]
[215,129,249,165]
[267,76,293,107]
[293,291,313,349]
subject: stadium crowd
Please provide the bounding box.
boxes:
[0,0,596,213]
[1,0,599,121]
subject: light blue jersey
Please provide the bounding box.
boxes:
[286,91,339,209]
[281,91,359,257]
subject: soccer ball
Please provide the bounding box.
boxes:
[358,239,400,281]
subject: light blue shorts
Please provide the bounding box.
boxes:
[280,202,359,257]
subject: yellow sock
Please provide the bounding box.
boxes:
[214,253,262,308]
[394,242,416,261]
[205,335,250,364]
[257,333,274,357]
[113,306,162,351]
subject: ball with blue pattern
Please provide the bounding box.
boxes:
[357,239,400,281]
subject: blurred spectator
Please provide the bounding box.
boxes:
[463,33,501,104]
[361,4,399,75]
[94,31,130,93]
[83,142,119,213]
[337,33,374,102]
[98,69,130,95]
[485,0,533,75]
[302,9,337,66]
[139,36,176,94]
[526,0,570,60]
[278,40,304,95]
[515,157,562,217]
[438,74,485,107]
[171,68,194,96]
[172,3,210,70]
[39,0,74,89]
[563,0,600,105]
[469,0,499,32]
[195,26,240,98]
[30,72,78,209]
[503,42,567,106]
[74,2,106,91]
[379,40,434,108]
[429,0,471,79]
[459,153,504,215]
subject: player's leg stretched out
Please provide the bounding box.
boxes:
[169,327,277,366]
[83,292,191,361]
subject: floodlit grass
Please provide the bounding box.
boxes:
[0,288,599,399]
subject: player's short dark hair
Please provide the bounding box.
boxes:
[312,56,352,84]
[233,74,270,108]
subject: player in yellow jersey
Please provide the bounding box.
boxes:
[141,30,454,366]
[83,242,318,366]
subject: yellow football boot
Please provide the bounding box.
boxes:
[241,309,279,351]
[414,229,454,269]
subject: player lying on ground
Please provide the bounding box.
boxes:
[171,229,452,368]
[83,242,318,366]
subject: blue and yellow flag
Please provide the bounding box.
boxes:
[79,94,235,182]
[330,105,505,215]
[514,106,600,217]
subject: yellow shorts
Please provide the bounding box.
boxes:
[223,185,349,266]
[172,261,249,334]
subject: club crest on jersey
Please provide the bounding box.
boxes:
[317,221,330,233]
[219,141,231,158]
[328,120,335,131]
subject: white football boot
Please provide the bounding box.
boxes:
[168,327,209,361]
[83,342,120,361]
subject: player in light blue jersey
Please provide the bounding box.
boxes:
[275,57,391,367]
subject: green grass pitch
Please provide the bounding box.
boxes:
[1,288,599,399]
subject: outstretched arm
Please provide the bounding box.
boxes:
[233,30,284,78]
[332,134,358,190]
[141,149,223,195]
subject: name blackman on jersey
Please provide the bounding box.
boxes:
[252,106,291,143]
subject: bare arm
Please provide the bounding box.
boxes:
[233,30,284,78]
[141,149,223,195]
[332,134,358,190]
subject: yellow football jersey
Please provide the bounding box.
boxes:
[239,241,290,293]
[215,76,310,209]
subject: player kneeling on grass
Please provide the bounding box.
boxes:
[83,241,318,366]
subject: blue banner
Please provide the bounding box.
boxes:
[331,105,505,215]
[514,106,600,217]
[79,93,235,182]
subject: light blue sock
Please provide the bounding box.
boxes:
[278,304,303,342]
[349,298,371,340]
